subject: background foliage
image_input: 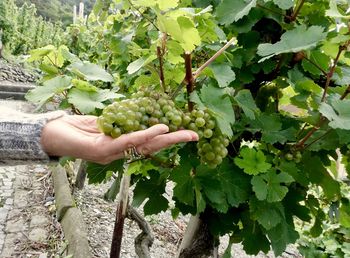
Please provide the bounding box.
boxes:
[21,0,350,256]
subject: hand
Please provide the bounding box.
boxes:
[41,115,198,164]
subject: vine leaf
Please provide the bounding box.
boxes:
[250,198,285,230]
[333,66,350,86]
[234,89,259,120]
[67,88,122,113]
[27,45,55,62]
[257,25,327,62]
[269,0,294,10]
[209,63,236,88]
[320,99,350,130]
[251,169,294,202]
[267,219,299,256]
[69,61,114,82]
[216,0,257,25]
[234,147,271,175]
[134,0,179,10]
[170,144,199,206]
[191,85,235,138]
[217,159,251,207]
[86,160,124,184]
[196,166,228,213]
[326,0,350,19]
[127,55,157,74]
[132,171,168,215]
[241,221,270,255]
[26,75,72,106]
[158,15,201,52]
[302,153,340,200]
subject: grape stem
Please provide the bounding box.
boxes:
[290,0,305,22]
[193,37,236,79]
[171,37,235,99]
[110,171,130,258]
[157,46,166,92]
[184,52,195,111]
[321,42,350,102]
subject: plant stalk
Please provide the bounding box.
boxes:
[193,37,236,79]
[110,170,130,258]
[184,52,195,111]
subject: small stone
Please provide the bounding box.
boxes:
[30,215,49,227]
[6,218,25,233]
[38,253,48,258]
[29,228,48,242]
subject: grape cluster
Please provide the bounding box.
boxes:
[185,109,229,168]
[97,89,229,168]
[97,90,185,138]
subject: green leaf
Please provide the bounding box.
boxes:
[25,76,72,106]
[170,144,199,206]
[241,220,271,255]
[134,0,179,10]
[302,153,340,200]
[250,198,285,230]
[27,45,55,62]
[209,63,236,88]
[217,159,251,207]
[216,0,257,25]
[320,99,350,130]
[257,25,327,62]
[127,55,157,74]
[234,89,259,120]
[251,169,294,202]
[333,66,350,86]
[267,219,299,256]
[71,79,99,92]
[302,50,330,76]
[69,61,114,82]
[67,88,121,114]
[326,0,350,19]
[132,171,168,215]
[234,147,271,175]
[196,166,228,212]
[192,85,235,137]
[339,200,350,228]
[86,160,124,184]
[270,0,294,10]
[177,16,201,52]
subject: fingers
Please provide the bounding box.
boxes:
[95,128,198,164]
[113,124,169,148]
[137,130,199,156]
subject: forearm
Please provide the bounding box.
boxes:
[0,109,66,160]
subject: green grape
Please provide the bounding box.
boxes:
[159,117,170,125]
[111,127,122,138]
[205,152,215,161]
[172,115,182,126]
[182,114,191,126]
[203,129,213,138]
[206,120,216,129]
[149,117,159,126]
[285,153,293,161]
[195,117,206,127]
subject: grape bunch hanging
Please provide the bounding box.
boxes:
[97,89,229,168]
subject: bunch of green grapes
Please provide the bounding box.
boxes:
[97,89,185,138]
[185,109,229,168]
[97,88,229,167]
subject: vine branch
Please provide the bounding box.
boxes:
[303,55,328,76]
[127,0,159,30]
[340,84,350,100]
[290,0,305,22]
[157,46,165,92]
[184,52,195,111]
[321,42,349,102]
[193,37,236,79]
[127,205,154,258]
